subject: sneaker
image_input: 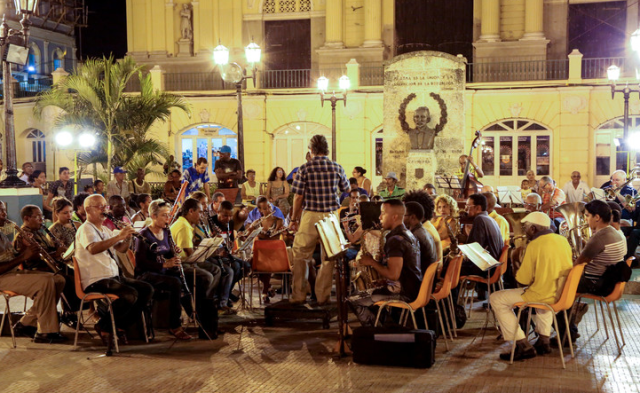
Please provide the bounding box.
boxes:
[33,332,68,344]
[13,322,37,338]
[499,345,537,361]
[218,306,237,315]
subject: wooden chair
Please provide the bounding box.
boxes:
[250,239,292,309]
[574,257,634,354]
[373,263,440,347]
[509,263,586,369]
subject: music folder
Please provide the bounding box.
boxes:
[458,242,501,272]
[184,237,224,263]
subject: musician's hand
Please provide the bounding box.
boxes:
[289,221,299,233]
[22,244,39,260]
[55,246,66,258]
[163,257,181,268]
[20,233,34,248]
[118,226,136,241]
[360,254,375,266]
[175,246,183,254]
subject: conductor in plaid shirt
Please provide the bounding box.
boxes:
[289,135,350,304]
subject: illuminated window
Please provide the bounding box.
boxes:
[178,125,237,171]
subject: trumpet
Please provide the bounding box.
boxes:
[11,221,62,273]
[340,213,360,223]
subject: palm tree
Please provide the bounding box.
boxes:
[34,56,190,176]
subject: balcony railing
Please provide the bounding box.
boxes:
[466,59,569,83]
[164,72,236,91]
[0,77,53,98]
[582,57,625,79]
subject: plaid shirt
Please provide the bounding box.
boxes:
[292,156,349,212]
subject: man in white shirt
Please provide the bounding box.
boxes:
[562,171,590,203]
[106,167,131,203]
[76,194,153,347]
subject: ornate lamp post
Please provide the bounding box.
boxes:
[317,75,350,161]
[54,129,96,194]
[213,40,261,169]
[0,0,39,188]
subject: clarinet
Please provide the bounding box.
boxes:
[104,213,158,253]
[165,228,191,295]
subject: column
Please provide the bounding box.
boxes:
[522,0,545,40]
[479,0,500,42]
[362,0,383,47]
[146,0,153,53]
[43,41,49,74]
[165,0,174,56]
[149,65,165,91]
[324,0,344,48]
[192,1,200,55]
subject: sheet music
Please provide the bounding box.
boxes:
[458,242,501,272]
[590,188,606,201]
[184,237,224,263]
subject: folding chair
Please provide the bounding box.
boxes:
[250,239,292,309]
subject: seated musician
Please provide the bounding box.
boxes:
[0,202,16,242]
[341,191,364,261]
[134,199,192,340]
[244,196,285,230]
[131,193,152,225]
[14,205,81,326]
[252,197,286,304]
[49,197,81,252]
[0,201,67,343]
[348,199,422,327]
[556,200,626,344]
[538,176,566,226]
[163,169,182,203]
[455,193,504,301]
[76,195,153,346]
[455,154,484,180]
[404,202,437,274]
[72,192,90,224]
[169,198,222,336]
[189,191,215,244]
[606,170,636,223]
[524,192,542,212]
[483,192,510,245]
[403,190,443,266]
[432,194,458,250]
[490,212,573,361]
[103,195,132,231]
[208,192,225,216]
[210,201,252,314]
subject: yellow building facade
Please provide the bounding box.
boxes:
[10,0,638,191]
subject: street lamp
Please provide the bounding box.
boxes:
[0,0,39,188]
[54,129,96,194]
[317,75,349,161]
[213,39,261,170]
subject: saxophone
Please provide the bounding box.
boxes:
[351,228,386,292]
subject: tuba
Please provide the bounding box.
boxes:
[350,229,386,292]
[555,202,590,260]
[504,212,530,274]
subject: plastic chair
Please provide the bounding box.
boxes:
[0,290,20,348]
[432,255,463,343]
[509,263,586,369]
[460,245,510,318]
[574,257,634,354]
[250,239,292,309]
[373,263,439,345]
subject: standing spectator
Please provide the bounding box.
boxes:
[163,154,181,175]
[182,157,210,199]
[46,167,73,212]
[214,145,243,189]
[289,135,349,304]
[30,170,51,220]
[106,167,131,202]
[352,166,372,196]
[130,168,151,195]
[562,171,590,203]
[19,162,34,183]
[379,172,405,200]
[266,167,291,217]
[241,169,260,203]
[94,179,105,197]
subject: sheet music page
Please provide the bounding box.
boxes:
[458,242,501,272]
[184,237,225,263]
[590,188,606,201]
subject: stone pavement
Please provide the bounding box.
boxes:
[1,291,640,393]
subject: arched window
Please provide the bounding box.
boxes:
[53,48,65,71]
[273,122,330,172]
[27,43,41,74]
[480,119,552,186]
[177,124,237,171]
[25,129,46,171]
[594,116,640,187]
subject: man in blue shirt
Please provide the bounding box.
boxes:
[182,157,210,199]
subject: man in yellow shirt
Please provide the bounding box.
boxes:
[483,192,510,244]
[490,212,573,361]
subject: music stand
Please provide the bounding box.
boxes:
[315,215,351,357]
[435,175,462,198]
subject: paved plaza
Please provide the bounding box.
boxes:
[1,287,640,393]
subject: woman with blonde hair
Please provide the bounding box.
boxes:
[431,194,459,250]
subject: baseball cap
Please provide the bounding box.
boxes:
[220,145,232,154]
[113,167,127,174]
[385,172,398,181]
[521,212,551,227]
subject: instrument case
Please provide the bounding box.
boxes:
[352,327,436,368]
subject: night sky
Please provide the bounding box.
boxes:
[80,0,127,59]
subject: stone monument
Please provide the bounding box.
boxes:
[177,2,193,57]
[383,51,466,191]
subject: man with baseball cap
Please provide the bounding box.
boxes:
[379,172,405,200]
[490,211,573,361]
[214,145,243,189]
[106,166,131,202]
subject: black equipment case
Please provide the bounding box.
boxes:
[352,327,436,368]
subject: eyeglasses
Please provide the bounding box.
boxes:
[88,205,107,210]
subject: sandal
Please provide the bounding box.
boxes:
[169,328,193,341]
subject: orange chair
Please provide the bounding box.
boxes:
[460,245,510,318]
[72,257,121,353]
[574,257,634,354]
[509,263,586,369]
[250,239,292,309]
[373,263,440,346]
[0,290,21,348]
[432,255,464,343]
